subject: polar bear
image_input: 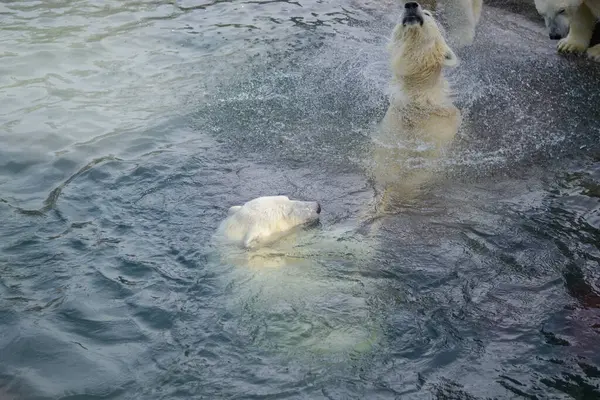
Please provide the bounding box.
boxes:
[534,0,600,61]
[370,1,461,210]
[214,195,321,250]
[210,197,379,356]
[213,195,374,269]
[400,0,483,46]
[212,195,322,269]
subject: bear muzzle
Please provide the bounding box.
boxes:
[549,32,563,40]
[402,2,424,27]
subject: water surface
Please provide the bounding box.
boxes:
[1,0,600,399]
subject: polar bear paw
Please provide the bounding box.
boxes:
[557,37,588,54]
[586,44,600,62]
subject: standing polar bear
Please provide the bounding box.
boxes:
[534,0,600,61]
[370,1,461,210]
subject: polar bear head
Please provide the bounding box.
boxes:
[215,195,321,249]
[534,0,581,40]
[389,2,458,79]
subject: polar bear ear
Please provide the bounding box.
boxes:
[228,206,242,216]
[443,46,459,67]
[243,229,263,249]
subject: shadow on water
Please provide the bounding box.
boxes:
[1,0,600,399]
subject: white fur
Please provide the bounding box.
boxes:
[535,0,600,62]
[400,0,483,46]
[210,199,379,355]
[214,195,320,249]
[213,196,374,269]
[369,3,461,210]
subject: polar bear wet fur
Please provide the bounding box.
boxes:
[211,195,379,355]
[213,195,375,270]
[382,2,460,142]
[400,0,483,46]
[534,0,600,61]
[215,195,321,250]
[370,2,460,208]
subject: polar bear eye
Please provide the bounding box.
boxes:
[423,11,432,17]
[557,8,565,14]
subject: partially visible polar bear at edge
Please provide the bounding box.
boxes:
[534,0,600,61]
[210,196,379,356]
[370,1,461,211]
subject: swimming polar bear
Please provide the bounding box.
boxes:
[210,196,380,356]
[534,0,600,62]
[214,195,321,250]
[370,2,461,211]
[212,195,373,269]
[212,195,323,268]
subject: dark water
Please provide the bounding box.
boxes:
[1,0,600,399]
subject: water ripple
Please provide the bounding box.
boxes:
[1,0,600,399]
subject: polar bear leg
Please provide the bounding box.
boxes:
[443,0,479,47]
[586,44,600,62]
[558,3,595,54]
[472,0,483,26]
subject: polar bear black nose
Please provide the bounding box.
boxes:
[549,33,562,40]
[405,2,419,9]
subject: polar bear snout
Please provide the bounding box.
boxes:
[548,24,568,40]
[549,32,563,40]
[546,16,569,40]
[402,2,424,26]
[290,200,321,222]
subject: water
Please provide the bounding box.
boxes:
[1,0,600,398]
